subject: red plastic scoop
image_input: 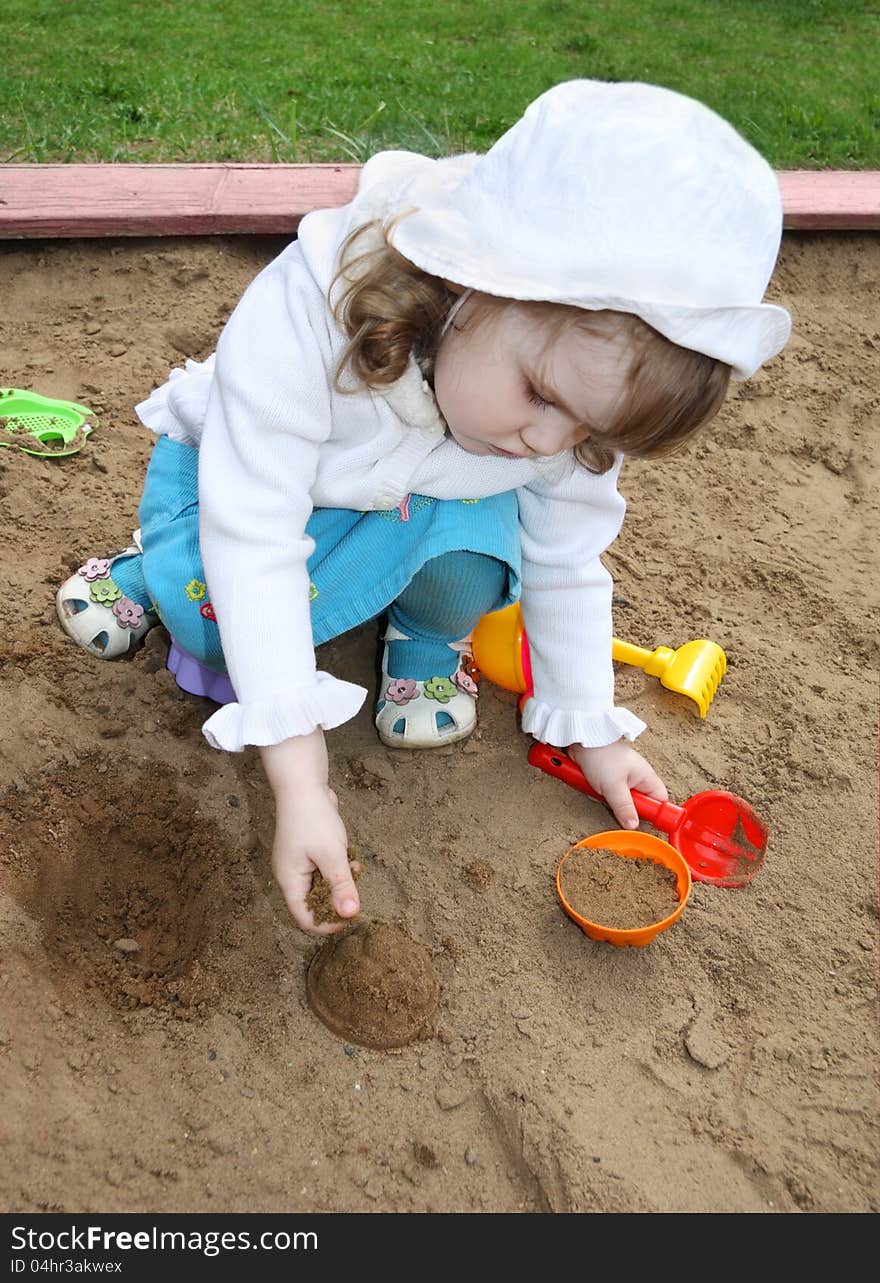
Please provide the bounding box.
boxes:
[527,742,767,887]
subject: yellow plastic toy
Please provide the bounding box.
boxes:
[470,602,726,719]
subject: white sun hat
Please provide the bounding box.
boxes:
[386,79,791,380]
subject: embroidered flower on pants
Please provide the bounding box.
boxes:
[452,669,478,696]
[112,597,145,629]
[385,678,418,705]
[90,578,122,605]
[78,556,111,582]
[185,578,207,602]
[423,676,457,703]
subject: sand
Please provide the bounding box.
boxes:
[0,231,877,1214]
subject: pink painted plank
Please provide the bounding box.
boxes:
[777,170,880,229]
[0,163,361,238]
[0,163,877,238]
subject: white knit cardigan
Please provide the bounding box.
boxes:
[136,150,646,753]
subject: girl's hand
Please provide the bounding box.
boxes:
[260,731,361,935]
[272,784,361,934]
[567,738,668,830]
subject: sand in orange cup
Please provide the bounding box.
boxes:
[556,830,692,947]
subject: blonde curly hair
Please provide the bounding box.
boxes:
[332,219,731,474]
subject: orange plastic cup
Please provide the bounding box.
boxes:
[556,830,691,947]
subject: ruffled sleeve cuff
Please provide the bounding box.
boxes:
[201,672,368,752]
[520,698,646,749]
[135,357,216,446]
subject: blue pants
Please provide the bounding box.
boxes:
[113,436,522,680]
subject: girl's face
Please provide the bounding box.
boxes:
[432,294,632,458]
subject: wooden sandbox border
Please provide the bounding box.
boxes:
[1,165,878,238]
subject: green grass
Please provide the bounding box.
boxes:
[1,0,877,167]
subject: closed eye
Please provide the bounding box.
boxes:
[525,378,554,410]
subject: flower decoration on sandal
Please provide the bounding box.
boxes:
[452,668,478,696]
[423,676,457,704]
[89,578,123,605]
[385,678,419,705]
[458,653,481,685]
[112,597,145,629]
[78,556,112,582]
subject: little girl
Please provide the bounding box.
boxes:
[56,79,791,934]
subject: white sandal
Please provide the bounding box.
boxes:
[56,530,158,659]
[375,625,480,749]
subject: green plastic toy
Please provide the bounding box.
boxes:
[0,387,96,457]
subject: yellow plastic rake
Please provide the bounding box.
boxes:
[610,636,727,719]
[470,603,727,718]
